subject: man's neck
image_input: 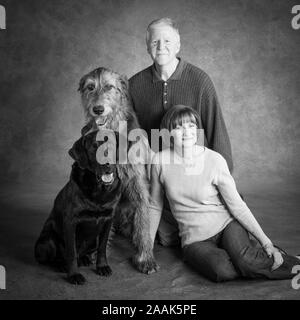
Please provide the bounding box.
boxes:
[155,58,179,81]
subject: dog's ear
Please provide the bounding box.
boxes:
[81,120,94,136]
[78,75,86,92]
[120,74,129,91]
[119,75,130,102]
[68,137,89,169]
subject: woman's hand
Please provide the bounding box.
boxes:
[263,243,284,271]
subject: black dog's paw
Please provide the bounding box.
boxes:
[96,265,112,277]
[78,255,93,267]
[133,254,160,275]
[67,273,86,285]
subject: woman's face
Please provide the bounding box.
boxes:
[171,120,198,149]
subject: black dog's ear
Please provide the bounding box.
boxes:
[81,120,94,136]
[68,137,89,169]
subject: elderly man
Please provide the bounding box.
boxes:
[129,17,233,246]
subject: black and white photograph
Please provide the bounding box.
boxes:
[0,0,299,304]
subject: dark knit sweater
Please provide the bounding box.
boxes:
[129,58,233,172]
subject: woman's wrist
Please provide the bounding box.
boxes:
[262,240,273,249]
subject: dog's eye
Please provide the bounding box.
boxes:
[87,84,95,91]
[105,84,115,91]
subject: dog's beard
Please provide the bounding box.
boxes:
[93,112,119,131]
[95,116,108,128]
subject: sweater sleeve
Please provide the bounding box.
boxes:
[214,156,272,247]
[200,76,234,173]
[148,157,165,243]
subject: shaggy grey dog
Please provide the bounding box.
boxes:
[78,67,158,274]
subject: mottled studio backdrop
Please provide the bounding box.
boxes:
[0,0,299,191]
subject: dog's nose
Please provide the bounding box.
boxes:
[93,105,105,115]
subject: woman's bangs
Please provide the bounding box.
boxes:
[170,111,197,130]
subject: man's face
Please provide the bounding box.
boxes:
[147,24,180,67]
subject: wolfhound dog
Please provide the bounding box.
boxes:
[78,67,158,274]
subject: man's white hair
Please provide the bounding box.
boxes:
[146,17,180,44]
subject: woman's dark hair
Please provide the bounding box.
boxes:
[160,105,200,131]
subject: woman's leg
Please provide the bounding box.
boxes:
[157,208,180,247]
[221,220,299,280]
[183,237,240,282]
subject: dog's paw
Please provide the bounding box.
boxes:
[67,273,86,285]
[132,254,160,274]
[78,255,93,267]
[96,265,112,277]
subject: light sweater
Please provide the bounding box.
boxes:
[129,58,233,172]
[149,147,272,248]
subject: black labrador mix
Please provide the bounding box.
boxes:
[34,131,122,284]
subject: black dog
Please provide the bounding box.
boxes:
[34,131,122,284]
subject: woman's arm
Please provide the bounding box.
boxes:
[149,162,164,244]
[214,156,272,247]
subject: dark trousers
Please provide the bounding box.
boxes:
[183,220,299,282]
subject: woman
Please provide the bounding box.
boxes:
[149,104,299,282]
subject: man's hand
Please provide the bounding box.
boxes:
[263,243,284,271]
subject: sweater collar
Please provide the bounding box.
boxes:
[151,57,186,83]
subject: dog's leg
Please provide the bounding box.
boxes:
[124,169,159,274]
[34,209,67,272]
[95,218,113,277]
[34,216,57,264]
[77,221,98,267]
[64,218,86,285]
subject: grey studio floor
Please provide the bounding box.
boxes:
[0,181,299,300]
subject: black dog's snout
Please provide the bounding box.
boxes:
[93,105,105,115]
[104,163,113,174]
